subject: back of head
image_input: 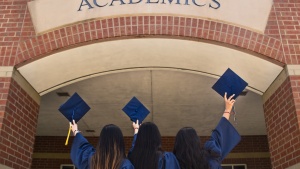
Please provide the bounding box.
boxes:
[129,122,163,169]
[91,124,125,169]
[173,127,209,169]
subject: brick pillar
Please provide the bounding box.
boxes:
[263,65,300,169]
[0,67,40,169]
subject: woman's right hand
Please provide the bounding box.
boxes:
[224,92,235,112]
[70,120,80,136]
[132,120,140,134]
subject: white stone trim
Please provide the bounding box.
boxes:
[0,67,14,77]
[0,164,13,169]
[286,65,300,75]
[263,68,288,103]
[263,65,300,103]
[0,66,40,104]
[286,163,300,169]
[28,0,273,34]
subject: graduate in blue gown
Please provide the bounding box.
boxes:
[128,121,180,169]
[173,93,241,169]
[70,121,134,169]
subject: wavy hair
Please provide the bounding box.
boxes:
[90,124,125,169]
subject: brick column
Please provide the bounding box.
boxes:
[0,67,40,169]
[263,65,300,169]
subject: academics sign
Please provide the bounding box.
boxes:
[77,0,220,11]
[28,0,272,34]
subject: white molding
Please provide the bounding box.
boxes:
[286,65,300,75]
[263,65,300,103]
[286,163,300,169]
[263,68,288,103]
[0,164,13,169]
[0,66,14,77]
[0,66,40,104]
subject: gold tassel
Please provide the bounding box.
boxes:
[65,124,72,146]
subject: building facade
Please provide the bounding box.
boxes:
[0,0,300,169]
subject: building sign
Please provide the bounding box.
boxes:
[28,0,272,34]
[77,0,221,11]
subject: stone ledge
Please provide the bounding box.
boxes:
[263,65,300,103]
[0,66,40,104]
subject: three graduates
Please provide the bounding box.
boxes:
[63,68,246,169]
[68,93,240,169]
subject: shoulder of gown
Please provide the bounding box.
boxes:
[70,133,95,169]
[158,152,181,169]
[204,117,241,166]
[120,159,135,169]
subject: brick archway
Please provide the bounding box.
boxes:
[15,16,284,67]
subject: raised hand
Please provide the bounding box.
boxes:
[223,92,235,120]
[132,120,140,134]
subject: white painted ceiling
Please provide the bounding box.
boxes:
[16,38,283,136]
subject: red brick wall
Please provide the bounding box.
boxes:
[263,76,300,169]
[5,0,300,67]
[265,0,300,64]
[2,0,294,67]
[1,0,300,169]
[31,135,271,169]
[0,78,39,169]
[0,0,35,66]
[16,16,284,66]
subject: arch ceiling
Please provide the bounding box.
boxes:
[18,38,282,95]
[17,38,283,136]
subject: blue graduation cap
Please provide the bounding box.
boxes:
[212,68,248,99]
[58,92,90,123]
[58,92,90,145]
[122,97,150,124]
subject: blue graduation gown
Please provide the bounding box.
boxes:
[204,117,241,169]
[70,133,134,169]
[158,152,181,169]
[129,134,180,169]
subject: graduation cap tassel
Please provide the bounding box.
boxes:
[65,124,72,146]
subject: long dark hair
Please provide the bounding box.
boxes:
[90,124,125,169]
[129,122,164,169]
[173,127,209,169]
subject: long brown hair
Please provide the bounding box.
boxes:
[90,124,125,169]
